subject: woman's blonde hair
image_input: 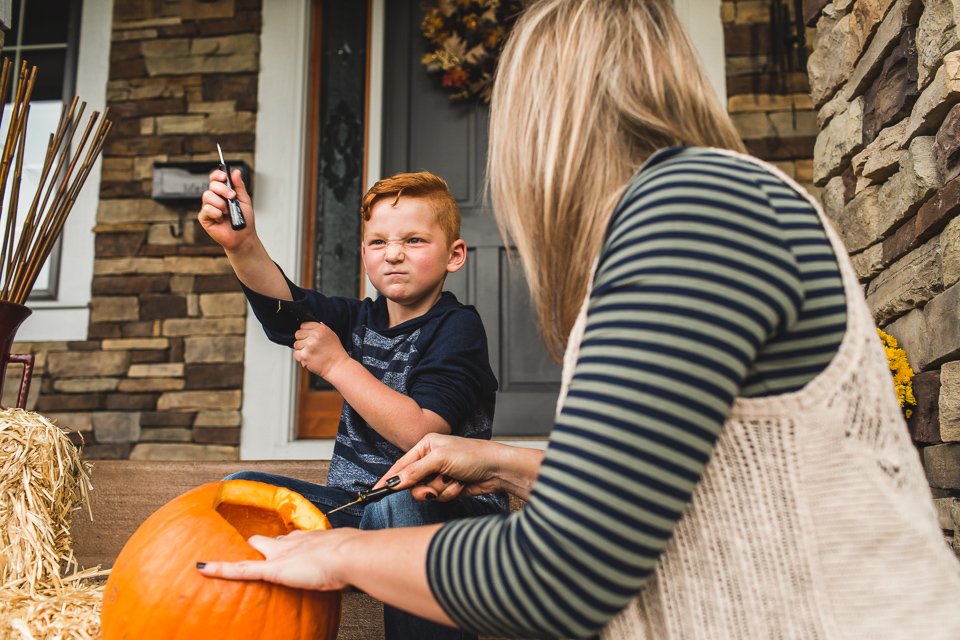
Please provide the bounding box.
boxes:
[488,0,746,360]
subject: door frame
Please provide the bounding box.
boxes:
[239,0,724,460]
[673,0,727,105]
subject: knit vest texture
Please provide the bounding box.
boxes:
[556,152,960,639]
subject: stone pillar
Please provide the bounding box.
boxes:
[10,0,264,462]
[806,0,960,554]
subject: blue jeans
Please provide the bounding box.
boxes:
[223,471,496,640]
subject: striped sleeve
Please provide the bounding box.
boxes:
[426,153,807,638]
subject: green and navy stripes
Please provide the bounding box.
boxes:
[427,148,847,638]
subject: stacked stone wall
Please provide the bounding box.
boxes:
[724,0,820,195]
[3,0,262,462]
[806,0,960,553]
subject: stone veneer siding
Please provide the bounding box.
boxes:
[806,0,960,553]
[3,0,262,462]
[724,0,820,196]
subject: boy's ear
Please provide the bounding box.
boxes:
[446,239,467,273]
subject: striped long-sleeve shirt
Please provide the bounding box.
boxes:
[426,148,848,638]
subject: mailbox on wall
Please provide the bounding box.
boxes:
[152,160,252,202]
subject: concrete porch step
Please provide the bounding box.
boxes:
[71,460,510,640]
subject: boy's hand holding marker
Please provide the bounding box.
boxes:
[200,144,292,302]
[199,145,254,252]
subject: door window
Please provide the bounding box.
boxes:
[297,0,370,439]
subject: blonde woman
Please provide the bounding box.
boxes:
[199,0,960,637]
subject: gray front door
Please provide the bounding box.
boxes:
[382,0,561,437]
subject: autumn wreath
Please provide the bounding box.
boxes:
[420,0,525,103]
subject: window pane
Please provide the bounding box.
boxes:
[308,0,368,393]
[22,0,71,45]
[0,100,65,295]
[22,50,66,101]
[313,0,367,299]
[7,1,19,46]
[0,0,77,300]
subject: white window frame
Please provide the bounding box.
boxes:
[16,0,110,341]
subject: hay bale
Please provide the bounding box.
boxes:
[0,572,106,640]
[0,408,103,639]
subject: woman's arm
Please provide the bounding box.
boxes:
[198,525,454,625]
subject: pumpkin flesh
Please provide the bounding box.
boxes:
[212,480,330,537]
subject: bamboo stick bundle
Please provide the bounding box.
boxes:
[0,58,112,304]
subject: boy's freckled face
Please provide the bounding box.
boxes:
[362,197,456,312]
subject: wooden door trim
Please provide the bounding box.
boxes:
[296,0,374,439]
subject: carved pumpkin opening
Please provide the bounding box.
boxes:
[215,502,293,538]
[212,480,331,539]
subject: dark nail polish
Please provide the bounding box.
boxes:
[425,493,437,500]
[385,476,401,487]
[196,562,206,569]
[442,475,453,484]
[416,473,439,486]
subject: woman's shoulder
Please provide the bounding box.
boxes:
[609,147,787,233]
[600,148,807,290]
[626,147,775,197]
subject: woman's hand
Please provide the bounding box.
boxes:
[293,322,350,377]
[199,169,256,253]
[196,528,353,591]
[197,525,454,626]
[375,432,544,502]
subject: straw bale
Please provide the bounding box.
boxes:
[0,409,92,591]
[0,570,106,639]
[0,409,102,639]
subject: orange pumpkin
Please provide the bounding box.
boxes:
[101,480,341,640]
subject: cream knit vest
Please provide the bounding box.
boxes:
[556,152,960,639]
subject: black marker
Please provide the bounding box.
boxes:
[217,143,246,230]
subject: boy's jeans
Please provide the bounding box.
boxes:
[223,471,501,640]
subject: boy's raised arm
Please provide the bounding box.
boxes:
[200,168,292,301]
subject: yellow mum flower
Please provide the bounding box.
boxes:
[877,328,916,419]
